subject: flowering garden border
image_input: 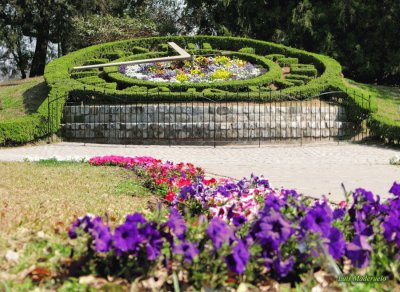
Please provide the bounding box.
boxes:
[65,155,400,290]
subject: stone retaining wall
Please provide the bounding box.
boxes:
[62,102,350,144]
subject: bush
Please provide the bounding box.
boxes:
[265,54,285,61]
[290,67,318,77]
[238,47,255,54]
[277,57,298,66]
[82,58,110,66]
[70,71,98,79]
[76,76,107,85]
[286,74,312,82]
[187,43,197,50]
[284,78,304,86]
[202,42,212,49]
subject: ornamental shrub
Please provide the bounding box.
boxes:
[265,54,285,61]
[277,57,299,66]
[238,47,255,54]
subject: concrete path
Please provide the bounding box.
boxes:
[0,142,399,202]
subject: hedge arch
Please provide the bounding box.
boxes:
[0,36,382,144]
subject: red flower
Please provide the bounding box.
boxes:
[165,191,175,202]
[177,178,192,188]
[156,178,168,185]
[203,178,217,186]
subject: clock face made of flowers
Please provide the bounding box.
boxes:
[73,42,264,84]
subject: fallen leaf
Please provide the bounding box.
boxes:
[79,275,108,289]
[314,270,336,287]
[27,267,52,282]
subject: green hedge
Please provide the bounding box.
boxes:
[2,35,387,144]
[290,68,318,77]
[265,54,285,61]
[368,114,400,143]
[286,74,312,82]
[277,57,298,67]
[70,71,98,79]
[238,47,255,54]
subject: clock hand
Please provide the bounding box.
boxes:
[72,42,191,71]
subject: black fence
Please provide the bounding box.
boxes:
[46,90,371,146]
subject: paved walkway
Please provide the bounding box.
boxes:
[0,142,399,202]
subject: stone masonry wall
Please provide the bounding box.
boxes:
[62,102,350,144]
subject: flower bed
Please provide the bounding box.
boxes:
[65,156,400,290]
[120,55,263,83]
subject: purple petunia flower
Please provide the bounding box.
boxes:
[232,215,247,227]
[327,227,346,260]
[281,189,299,201]
[382,208,400,248]
[140,223,164,261]
[114,222,143,254]
[354,213,373,236]
[174,241,199,263]
[215,185,230,197]
[253,210,293,251]
[258,179,270,188]
[264,193,284,212]
[389,182,400,197]
[273,256,294,278]
[353,188,375,204]
[300,201,332,237]
[346,235,372,268]
[68,215,94,239]
[125,212,147,225]
[225,240,250,274]
[68,221,79,239]
[333,208,346,220]
[167,208,187,240]
[179,185,196,200]
[91,216,112,252]
[207,218,236,250]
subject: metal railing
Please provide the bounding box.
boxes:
[47,89,371,146]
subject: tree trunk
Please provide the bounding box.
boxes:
[20,69,26,79]
[29,31,49,77]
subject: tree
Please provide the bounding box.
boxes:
[182,0,400,85]
[0,6,31,79]
[0,0,103,77]
[70,14,157,50]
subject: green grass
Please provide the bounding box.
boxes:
[0,161,154,288]
[345,79,400,123]
[0,77,48,121]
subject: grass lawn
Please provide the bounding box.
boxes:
[345,79,400,123]
[0,160,154,288]
[0,77,48,121]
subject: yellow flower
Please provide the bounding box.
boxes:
[233,58,247,67]
[190,68,201,75]
[176,72,189,82]
[210,69,231,80]
[215,56,231,65]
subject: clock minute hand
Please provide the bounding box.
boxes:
[72,42,191,71]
